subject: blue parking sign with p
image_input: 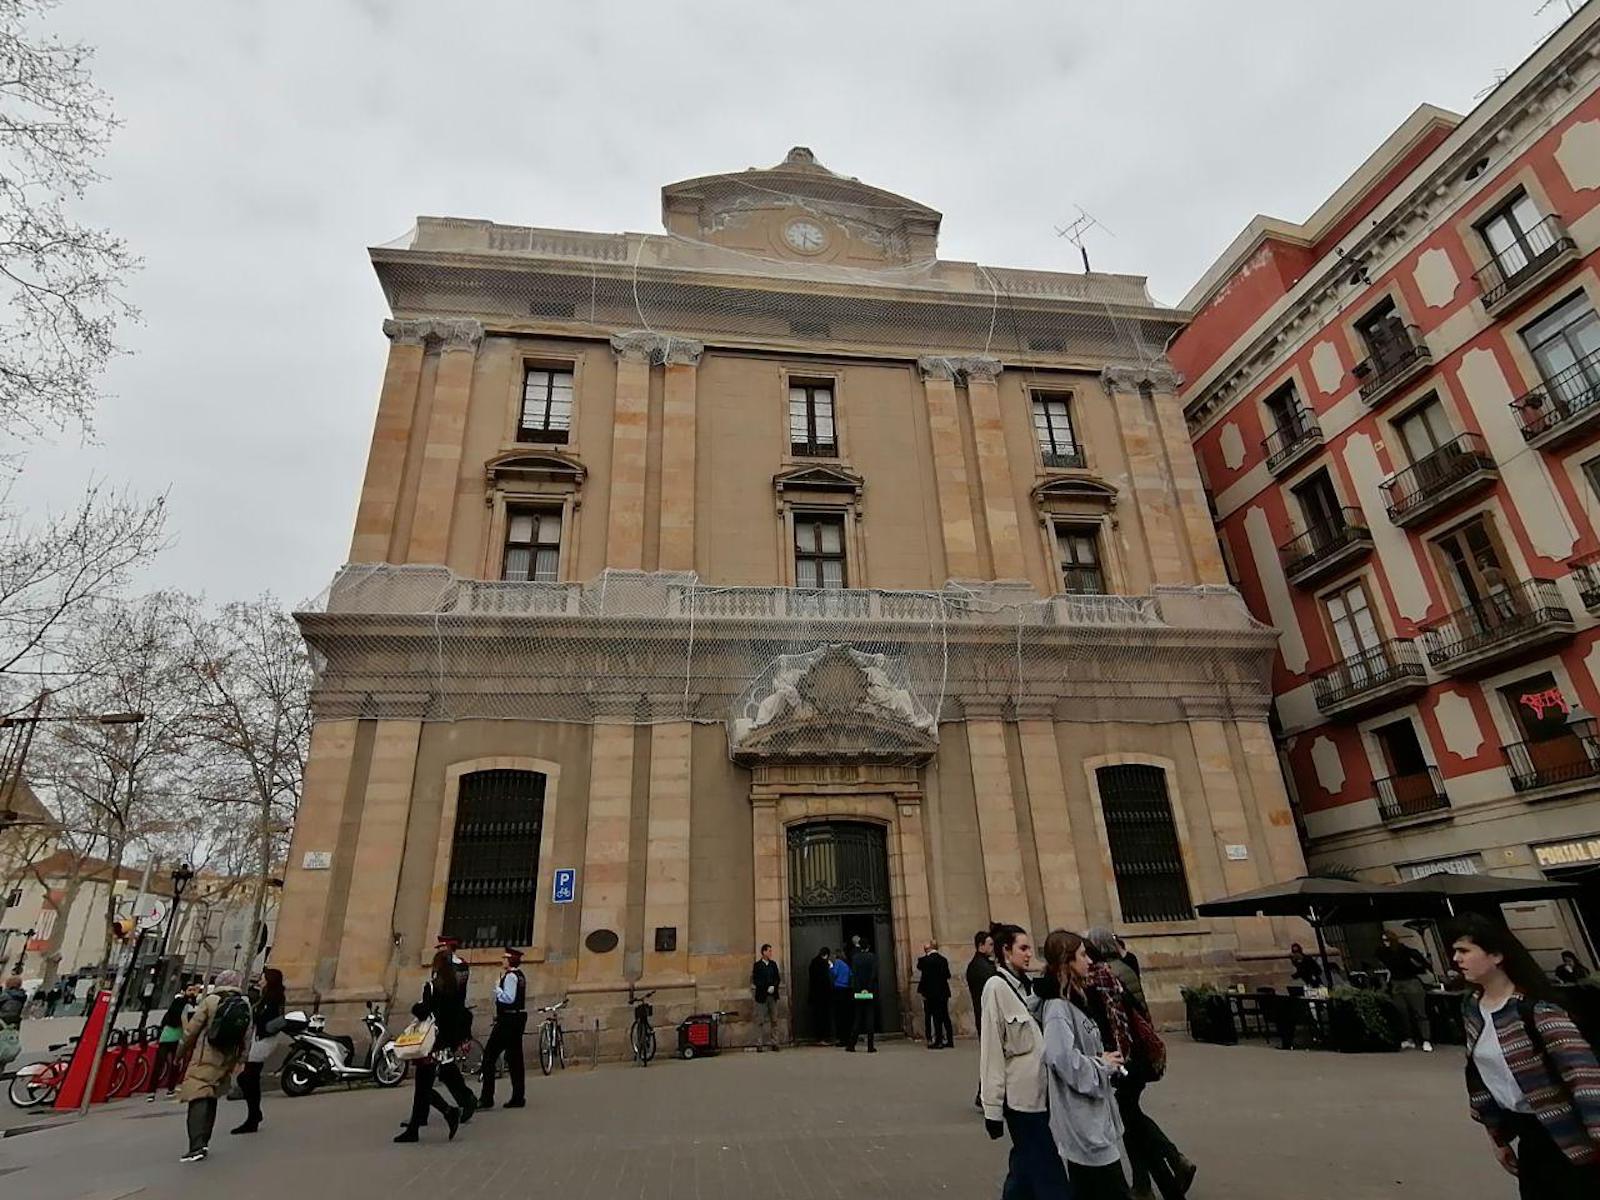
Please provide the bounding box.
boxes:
[553,868,576,904]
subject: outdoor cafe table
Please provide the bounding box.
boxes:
[1221,988,1464,1048]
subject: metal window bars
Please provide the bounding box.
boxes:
[1311,639,1425,711]
[1474,214,1576,310]
[1262,407,1323,473]
[1355,325,1430,401]
[1375,767,1450,822]
[1419,578,1570,669]
[1278,508,1370,579]
[1380,434,1495,521]
[1511,344,1600,441]
[1095,763,1194,923]
[1503,719,1600,792]
[440,769,545,948]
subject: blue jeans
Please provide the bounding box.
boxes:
[1001,1105,1073,1199]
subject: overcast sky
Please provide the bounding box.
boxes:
[11,0,1577,605]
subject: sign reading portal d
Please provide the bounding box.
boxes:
[552,868,576,904]
[1534,837,1600,869]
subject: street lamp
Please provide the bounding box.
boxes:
[8,926,35,975]
[232,942,242,970]
[0,701,147,828]
[135,862,193,1028]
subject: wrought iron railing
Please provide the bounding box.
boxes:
[1419,577,1571,668]
[1311,639,1425,711]
[1504,719,1600,792]
[1380,434,1495,521]
[790,441,838,458]
[1375,767,1450,822]
[1474,214,1576,309]
[1262,409,1322,473]
[1041,446,1087,469]
[1061,565,1106,595]
[1278,508,1371,579]
[1512,345,1600,441]
[1355,325,1431,400]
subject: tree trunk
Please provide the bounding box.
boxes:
[245,799,272,973]
[98,836,127,972]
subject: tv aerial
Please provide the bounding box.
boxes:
[1054,206,1113,273]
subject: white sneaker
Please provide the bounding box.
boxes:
[179,1148,208,1163]
[1400,1040,1415,1049]
[1422,1041,1434,1052]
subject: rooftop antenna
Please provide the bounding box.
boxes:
[1474,69,1510,100]
[1054,206,1113,273]
[1534,0,1580,17]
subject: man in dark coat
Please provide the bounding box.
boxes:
[806,947,834,1044]
[845,937,879,1053]
[916,941,953,1049]
[965,928,996,1025]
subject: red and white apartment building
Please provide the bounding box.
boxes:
[1172,5,1600,965]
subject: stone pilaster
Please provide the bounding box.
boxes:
[961,358,1029,581]
[751,797,784,977]
[658,345,703,571]
[918,357,982,580]
[1101,365,1185,586]
[1187,719,1272,950]
[1150,382,1228,585]
[606,334,703,570]
[350,323,426,563]
[964,718,1029,923]
[405,319,484,565]
[332,720,424,994]
[577,719,636,982]
[1017,720,1086,933]
[1235,719,1309,886]
[642,721,692,981]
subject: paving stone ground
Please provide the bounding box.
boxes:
[0,1037,1497,1200]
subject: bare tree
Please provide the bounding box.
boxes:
[0,0,137,440]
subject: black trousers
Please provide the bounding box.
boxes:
[1000,1106,1072,1199]
[186,1097,218,1153]
[151,1041,180,1092]
[847,997,876,1050]
[406,1059,474,1130]
[833,990,854,1045]
[808,996,832,1043]
[1067,1160,1133,1199]
[479,1013,526,1103]
[237,1061,264,1125]
[1507,1112,1600,1199]
[923,995,953,1046]
[1117,1077,1182,1198]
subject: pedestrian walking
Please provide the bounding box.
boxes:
[0,974,27,1074]
[916,941,953,1048]
[830,945,854,1047]
[1084,927,1195,1200]
[807,947,834,1044]
[1039,930,1131,1199]
[176,970,253,1163]
[479,947,527,1109]
[752,943,782,1052]
[436,933,470,990]
[1452,913,1600,1198]
[967,928,998,1023]
[1116,937,1141,978]
[395,949,478,1143]
[979,922,1071,1199]
[43,983,58,1017]
[846,938,878,1053]
[1555,950,1591,985]
[1379,928,1435,1052]
[231,968,286,1135]
[150,984,200,1100]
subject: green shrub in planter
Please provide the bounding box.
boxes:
[1180,984,1237,1045]
[1328,986,1401,1053]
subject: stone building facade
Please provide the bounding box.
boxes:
[274,149,1306,1043]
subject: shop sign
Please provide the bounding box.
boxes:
[1533,836,1600,869]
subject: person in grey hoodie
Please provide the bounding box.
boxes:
[1040,930,1131,1198]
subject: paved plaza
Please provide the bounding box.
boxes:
[1,1037,1493,1200]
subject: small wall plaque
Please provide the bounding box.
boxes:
[1225,844,1249,861]
[654,926,677,953]
[584,928,619,954]
[302,851,332,870]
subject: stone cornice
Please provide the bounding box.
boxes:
[382,317,484,350]
[609,331,705,365]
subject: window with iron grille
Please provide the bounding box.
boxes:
[441,769,545,948]
[1032,393,1082,467]
[795,513,847,589]
[4,888,18,908]
[788,382,836,455]
[502,508,561,582]
[1055,524,1105,594]
[519,367,573,443]
[1095,764,1194,923]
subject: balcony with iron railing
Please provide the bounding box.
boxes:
[1262,409,1323,476]
[1571,560,1600,612]
[1376,767,1452,824]
[1278,508,1374,588]
[1355,325,1432,405]
[1379,433,1498,528]
[1504,719,1600,794]
[1041,445,1088,470]
[1419,577,1575,676]
[1311,639,1428,719]
[1474,214,1580,315]
[790,440,839,458]
[1060,565,1106,595]
[1512,346,1600,450]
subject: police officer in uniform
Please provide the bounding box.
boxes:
[478,947,527,1109]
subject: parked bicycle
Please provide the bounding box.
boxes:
[7,1037,74,1108]
[629,986,657,1067]
[537,998,569,1076]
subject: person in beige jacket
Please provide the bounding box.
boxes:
[177,971,250,1163]
[978,923,1071,1199]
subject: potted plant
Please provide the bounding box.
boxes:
[1327,986,1401,1053]
[1180,984,1237,1045]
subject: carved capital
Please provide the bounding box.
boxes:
[918,355,1002,383]
[960,356,1003,383]
[609,332,704,366]
[917,355,957,381]
[383,317,484,351]
[382,318,430,346]
[1101,363,1181,395]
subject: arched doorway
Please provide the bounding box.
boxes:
[787,821,899,1040]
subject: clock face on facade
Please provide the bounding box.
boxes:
[783,219,828,253]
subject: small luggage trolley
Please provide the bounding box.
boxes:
[676,1009,732,1059]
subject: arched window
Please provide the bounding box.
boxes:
[1095,764,1193,923]
[441,769,545,947]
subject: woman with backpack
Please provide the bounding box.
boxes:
[1038,930,1131,1198]
[232,967,287,1135]
[176,970,252,1163]
[395,949,477,1143]
[1452,913,1600,1197]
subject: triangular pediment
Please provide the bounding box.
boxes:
[1032,474,1117,507]
[485,450,586,488]
[773,463,864,497]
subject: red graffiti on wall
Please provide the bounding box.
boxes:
[1520,687,1570,721]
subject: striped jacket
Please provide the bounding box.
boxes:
[1462,993,1600,1166]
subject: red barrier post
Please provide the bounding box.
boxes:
[53,989,111,1110]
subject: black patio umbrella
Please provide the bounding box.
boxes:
[1391,870,1582,917]
[1196,876,1412,982]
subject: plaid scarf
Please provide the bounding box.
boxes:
[1086,961,1132,1058]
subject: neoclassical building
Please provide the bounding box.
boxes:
[274,149,1306,1042]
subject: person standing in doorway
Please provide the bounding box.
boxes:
[177,971,252,1163]
[752,944,782,1052]
[917,941,953,1049]
[847,939,879,1053]
[807,947,833,1044]
[830,945,854,1047]
[479,947,527,1109]
[1379,928,1435,1052]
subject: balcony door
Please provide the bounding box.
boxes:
[1264,383,1304,441]
[1293,470,1343,540]
[1396,397,1453,470]
[1523,294,1600,413]
[1432,516,1516,623]
[1325,580,1382,686]
[1357,299,1410,372]
[1500,672,1588,782]
[1479,192,1545,282]
[1373,719,1437,814]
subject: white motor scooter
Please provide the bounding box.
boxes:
[279,1001,404,1096]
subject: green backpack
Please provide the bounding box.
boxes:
[208,993,253,1050]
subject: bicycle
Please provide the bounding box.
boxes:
[629,986,657,1067]
[7,1037,75,1109]
[537,999,569,1076]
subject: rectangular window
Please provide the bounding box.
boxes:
[441,769,545,948]
[1374,718,1429,778]
[519,368,574,444]
[1431,515,1510,612]
[4,888,18,908]
[1095,764,1193,923]
[1356,298,1410,369]
[788,382,836,456]
[1502,672,1574,744]
[502,508,562,582]
[1032,393,1082,467]
[1522,293,1600,409]
[1324,581,1381,662]
[1263,383,1305,440]
[1292,469,1343,533]
[1478,191,1545,280]
[1055,524,1105,594]
[1395,397,1453,464]
[794,513,847,589]
[1583,456,1600,506]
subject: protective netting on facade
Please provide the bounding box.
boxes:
[298,567,1279,761]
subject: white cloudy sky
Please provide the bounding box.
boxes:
[11,0,1578,604]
